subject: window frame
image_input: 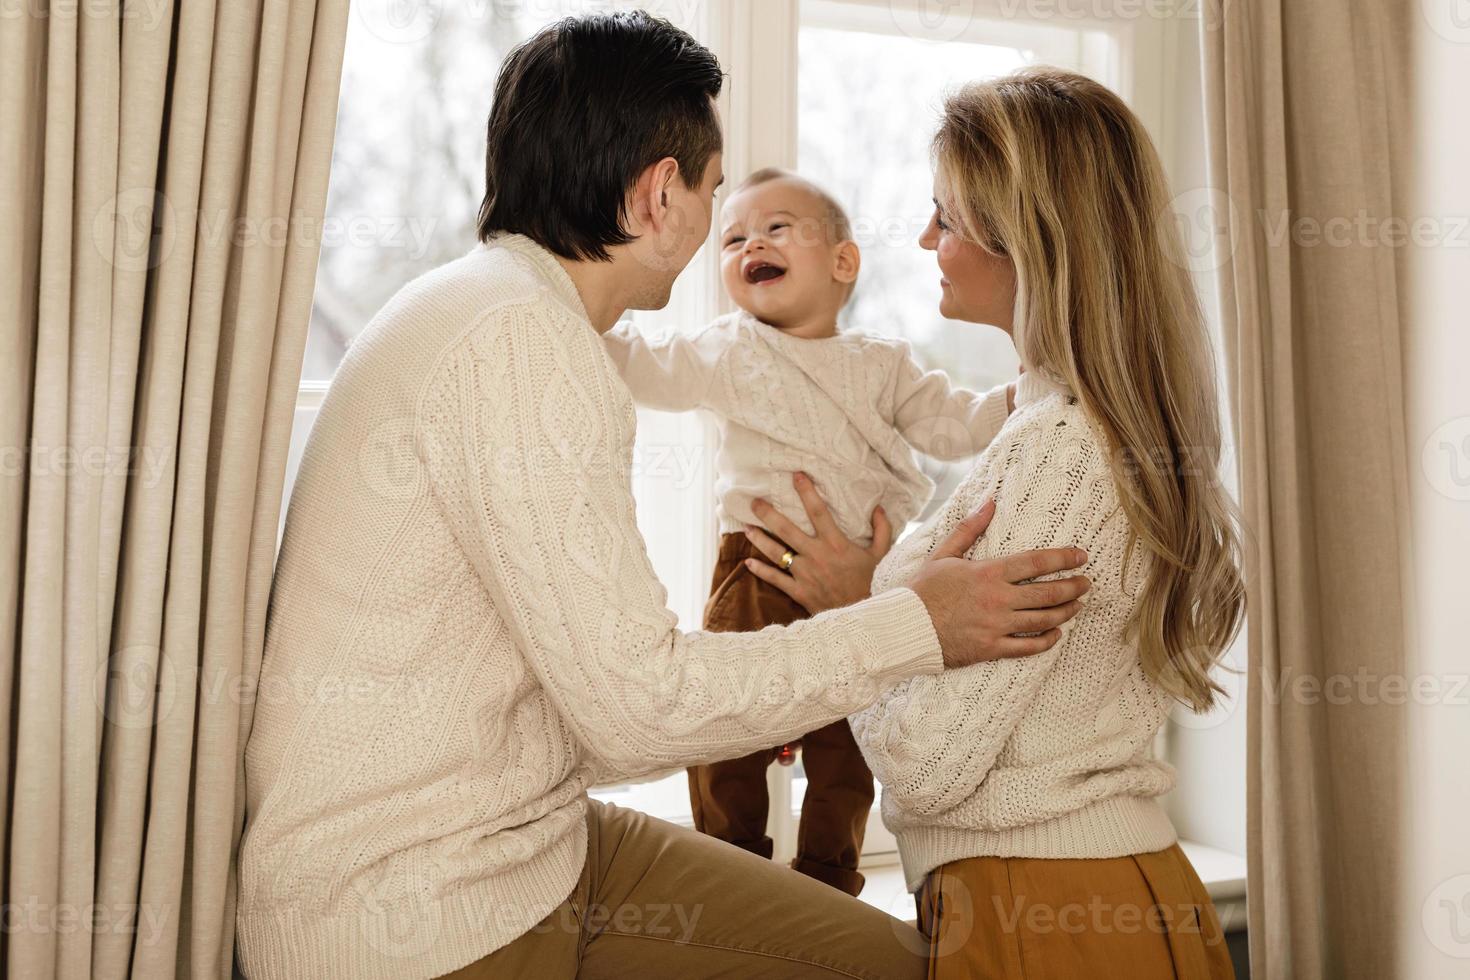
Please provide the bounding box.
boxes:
[291,0,1243,887]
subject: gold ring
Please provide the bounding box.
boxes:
[779,549,796,571]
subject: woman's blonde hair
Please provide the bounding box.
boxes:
[933,67,1244,711]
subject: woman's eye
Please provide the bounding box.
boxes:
[934,212,949,231]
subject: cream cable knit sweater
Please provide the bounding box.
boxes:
[603,314,1011,545]
[236,234,946,980]
[851,372,1181,893]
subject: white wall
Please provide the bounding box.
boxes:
[1403,9,1470,978]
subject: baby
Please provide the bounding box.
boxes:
[602,167,1013,896]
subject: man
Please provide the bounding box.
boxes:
[236,11,1088,979]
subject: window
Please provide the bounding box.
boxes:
[288,0,1245,904]
[283,0,592,536]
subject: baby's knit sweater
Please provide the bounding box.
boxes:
[235,234,946,980]
[852,371,1181,892]
[603,314,1011,545]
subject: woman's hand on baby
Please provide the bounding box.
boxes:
[743,472,893,615]
[909,500,1091,669]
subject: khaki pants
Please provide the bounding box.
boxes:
[687,534,875,896]
[916,845,1235,979]
[437,799,927,979]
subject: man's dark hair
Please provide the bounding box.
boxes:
[477,11,724,261]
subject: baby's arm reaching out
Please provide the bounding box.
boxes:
[602,320,729,412]
[891,344,1013,461]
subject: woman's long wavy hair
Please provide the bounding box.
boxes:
[934,67,1245,711]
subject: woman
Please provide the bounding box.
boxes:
[745,67,1245,978]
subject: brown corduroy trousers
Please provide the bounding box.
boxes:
[916,845,1236,979]
[435,799,928,979]
[686,533,876,897]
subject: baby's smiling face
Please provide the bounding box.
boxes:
[718,177,858,336]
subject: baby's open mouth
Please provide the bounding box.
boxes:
[743,260,786,285]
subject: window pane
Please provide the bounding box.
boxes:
[590,771,695,824]
[798,26,1028,390]
[304,2,582,381]
[798,26,1029,516]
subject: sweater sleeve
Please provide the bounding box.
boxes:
[849,409,1109,817]
[891,345,1011,461]
[423,304,944,783]
[600,319,727,412]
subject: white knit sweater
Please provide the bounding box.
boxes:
[236,234,946,980]
[603,314,1011,544]
[851,372,1181,893]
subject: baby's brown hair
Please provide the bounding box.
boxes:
[734,167,854,245]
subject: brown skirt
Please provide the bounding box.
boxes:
[917,844,1234,979]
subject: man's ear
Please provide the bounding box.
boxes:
[627,157,682,234]
[833,239,861,285]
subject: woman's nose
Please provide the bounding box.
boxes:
[918,216,939,250]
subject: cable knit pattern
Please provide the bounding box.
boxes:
[236,234,945,980]
[603,313,1011,545]
[851,372,1180,892]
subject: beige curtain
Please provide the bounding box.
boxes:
[1202,3,1413,979]
[0,1,348,976]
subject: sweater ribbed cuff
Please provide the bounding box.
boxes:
[846,587,944,682]
[237,822,586,980]
[894,796,1179,892]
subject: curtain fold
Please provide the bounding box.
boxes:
[0,1,349,976]
[1201,3,1413,979]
